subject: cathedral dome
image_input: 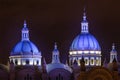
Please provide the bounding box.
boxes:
[11,40,40,56]
[10,21,42,66]
[70,33,101,51]
[69,10,101,66]
[10,21,40,56]
[70,10,101,52]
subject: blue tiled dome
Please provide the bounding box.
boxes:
[69,11,102,66]
[10,21,41,56]
[70,11,101,51]
[11,40,40,56]
[70,33,101,51]
[10,21,42,66]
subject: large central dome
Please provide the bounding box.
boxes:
[69,10,101,66]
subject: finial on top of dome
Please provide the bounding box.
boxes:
[21,20,29,41]
[81,7,89,33]
[24,20,27,28]
[54,42,57,49]
[52,42,60,63]
[112,43,115,50]
[52,42,59,54]
[83,7,87,21]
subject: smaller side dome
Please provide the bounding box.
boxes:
[52,42,60,63]
[10,21,41,56]
[47,43,72,73]
[10,21,42,66]
[110,43,118,63]
[11,41,40,56]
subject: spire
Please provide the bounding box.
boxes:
[52,42,60,63]
[111,43,117,54]
[112,43,115,50]
[24,20,27,28]
[83,8,87,21]
[81,8,89,33]
[21,20,29,41]
[52,42,59,54]
[110,43,117,63]
[54,42,57,50]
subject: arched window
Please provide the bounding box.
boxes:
[85,59,87,64]
[26,60,29,65]
[96,59,99,65]
[37,60,39,65]
[15,59,18,65]
[91,59,94,64]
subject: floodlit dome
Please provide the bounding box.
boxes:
[11,40,40,56]
[10,21,42,66]
[10,21,40,56]
[70,33,101,51]
[69,10,101,66]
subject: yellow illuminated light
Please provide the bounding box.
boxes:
[90,57,94,65]
[78,59,80,65]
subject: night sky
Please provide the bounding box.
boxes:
[0,0,120,64]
